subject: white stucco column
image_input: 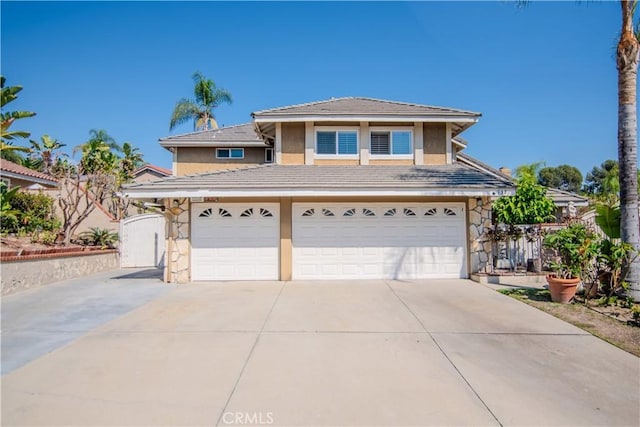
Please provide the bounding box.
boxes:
[304,122,314,165]
[275,122,283,164]
[413,122,424,165]
[359,121,369,165]
[445,122,453,164]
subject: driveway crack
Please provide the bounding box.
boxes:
[383,280,504,427]
[214,281,287,427]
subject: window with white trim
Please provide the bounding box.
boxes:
[315,128,358,156]
[369,129,413,156]
[216,148,244,159]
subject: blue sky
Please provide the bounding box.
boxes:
[1,1,633,177]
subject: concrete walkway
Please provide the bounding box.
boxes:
[1,273,638,426]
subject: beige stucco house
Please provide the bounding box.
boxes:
[123,97,517,283]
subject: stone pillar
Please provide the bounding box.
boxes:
[468,197,493,274]
[165,198,190,283]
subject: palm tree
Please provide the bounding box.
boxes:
[28,134,67,174]
[118,142,144,184]
[169,72,232,131]
[617,1,640,300]
[1,76,35,160]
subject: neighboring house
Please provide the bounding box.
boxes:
[123,97,516,283]
[456,152,589,221]
[0,159,118,235]
[123,164,173,216]
[133,164,172,182]
[0,159,58,189]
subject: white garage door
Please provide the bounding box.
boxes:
[191,203,279,281]
[292,203,466,280]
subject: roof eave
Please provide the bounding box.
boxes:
[253,114,480,123]
[159,140,269,148]
[0,171,58,186]
[122,187,514,199]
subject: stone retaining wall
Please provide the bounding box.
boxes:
[1,250,119,295]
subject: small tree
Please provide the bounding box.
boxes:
[493,175,557,225]
[56,131,120,244]
[492,174,557,269]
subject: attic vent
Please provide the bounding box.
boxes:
[302,208,315,217]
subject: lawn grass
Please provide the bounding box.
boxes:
[499,288,640,358]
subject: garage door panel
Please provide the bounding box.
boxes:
[293,203,466,280]
[191,203,279,281]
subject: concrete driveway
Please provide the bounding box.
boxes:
[1,270,638,426]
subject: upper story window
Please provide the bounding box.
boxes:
[315,127,358,156]
[370,128,413,157]
[216,148,244,159]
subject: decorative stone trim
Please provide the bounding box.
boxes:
[468,196,493,274]
[165,198,190,283]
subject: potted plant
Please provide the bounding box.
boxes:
[543,222,599,303]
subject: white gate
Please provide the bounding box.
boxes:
[120,214,166,268]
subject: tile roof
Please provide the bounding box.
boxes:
[134,164,172,176]
[159,123,268,147]
[456,152,588,206]
[252,97,481,118]
[0,159,58,186]
[123,163,514,198]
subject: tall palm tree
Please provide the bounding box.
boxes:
[617,1,640,300]
[169,72,232,131]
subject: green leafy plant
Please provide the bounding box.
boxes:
[631,305,640,322]
[77,227,119,249]
[31,229,57,245]
[595,204,621,239]
[493,175,557,225]
[597,238,638,298]
[1,190,60,234]
[544,223,599,279]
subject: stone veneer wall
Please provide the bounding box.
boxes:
[165,198,190,283]
[468,196,493,274]
[1,251,119,295]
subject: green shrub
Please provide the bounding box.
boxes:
[31,230,57,245]
[77,227,119,249]
[0,191,60,233]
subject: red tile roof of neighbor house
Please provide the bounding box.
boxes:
[0,159,58,186]
[134,164,172,176]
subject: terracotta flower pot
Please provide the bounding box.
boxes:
[547,275,581,304]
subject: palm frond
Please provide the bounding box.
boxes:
[170,98,201,130]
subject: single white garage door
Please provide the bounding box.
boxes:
[292,203,466,280]
[191,203,279,281]
[120,214,165,268]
